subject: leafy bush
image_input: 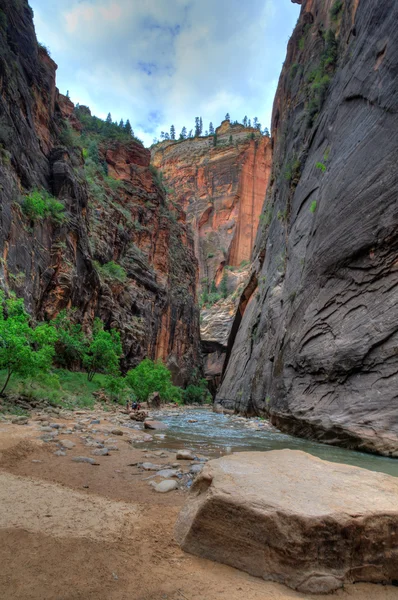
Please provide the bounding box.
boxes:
[126,359,182,403]
[104,375,128,403]
[51,309,86,369]
[83,319,122,381]
[315,161,326,173]
[22,189,65,224]
[0,292,57,396]
[310,201,317,213]
[95,261,126,283]
[183,379,212,405]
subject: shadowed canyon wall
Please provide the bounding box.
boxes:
[0,0,201,384]
[217,0,398,455]
[152,123,272,386]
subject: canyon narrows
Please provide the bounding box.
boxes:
[216,0,398,457]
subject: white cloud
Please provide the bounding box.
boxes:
[30,0,300,146]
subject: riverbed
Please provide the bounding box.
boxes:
[145,407,398,477]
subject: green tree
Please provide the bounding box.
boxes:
[105,375,128,403]
[209,122,214,135]
[179,126,187,140]
[51,309,85,369]
[225,113,230,121]
[199,116,203,135]
[210,280,217,294]
[119,119,124,129]
[220,271,228,299]
[83,319,122,382]
[0,293,57,396]
[170,124,176,140]
[229,134,233,144]
[124,119,133,136]
[194,117,201,137]
[106,112,112,124]
[243,115,248,127]
[126,358,181,403]
[183,379,212,405]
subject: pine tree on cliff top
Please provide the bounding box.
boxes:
[124,120,133,136]
[194,117,201,137]
[225,113,230,121]
[243,116,248,127]
[170,124,176,140]
[179,126,187,140]
[119,119,124,129]
[106,112,112,124]
[209,122,214,135]
[199,116,203,135]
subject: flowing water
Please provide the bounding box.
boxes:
[146,407,398,477]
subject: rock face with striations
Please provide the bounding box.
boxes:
[176,450,398,593]
[152,122,272,385]
[0,0,201,383]
[216,0,398,454]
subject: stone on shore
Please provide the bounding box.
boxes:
[152,480,178,493]
[175,450,398,594]
[144,420,167,430]
[176,450,195,460]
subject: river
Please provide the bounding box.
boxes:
[145,407,398,477]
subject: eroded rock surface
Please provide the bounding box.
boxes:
[0,0,201,383]
[152,122,272,384]
[176,450,398,593]
[217,0,398,454]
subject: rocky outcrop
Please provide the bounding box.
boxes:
[176,450,398,593]
[152,122,272,384]
[0,0,201,383]
[216,0,398,454]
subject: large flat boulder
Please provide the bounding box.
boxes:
[175,450,398,594]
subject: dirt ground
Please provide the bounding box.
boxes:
[0,411,398,600]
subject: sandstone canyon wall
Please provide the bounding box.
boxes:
[0,0,201,383]
[217,0,398,455]
[152,123,272,386]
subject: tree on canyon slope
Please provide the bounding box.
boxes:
[179,126,187,140]
[170,124,176,140]
[0,293,57,396]
[209,122,214,135]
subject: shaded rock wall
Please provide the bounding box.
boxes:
[217,0,398,455]
[0,0,201,383]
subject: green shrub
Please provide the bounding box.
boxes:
[126,359,182,403]
[22,189,65,224]
[95,261,126,283]
[330,0,343,21]
[310,201,317,213]
[0,292,57,396]
[83,319,122,381]
[315,161,326,173]
[183,379,212,405]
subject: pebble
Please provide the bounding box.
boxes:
[141,462,162,471]
[91,419,100,424]
[54,450,66,457]
[59,440,75,449]
[151,480,178,493]
[92,448,109,456]
[111,429,123,436]
[176,450,195,460]
[72,456,98,465]
[156,469,179,478]
[190,464,203,474]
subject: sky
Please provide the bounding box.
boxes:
[29,0,300,147]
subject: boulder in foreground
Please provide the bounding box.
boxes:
[175,450,398,594]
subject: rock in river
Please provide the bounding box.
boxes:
[175,450,398,594]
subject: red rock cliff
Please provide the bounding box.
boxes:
[151,122,271,387]
[0,0,201,383]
